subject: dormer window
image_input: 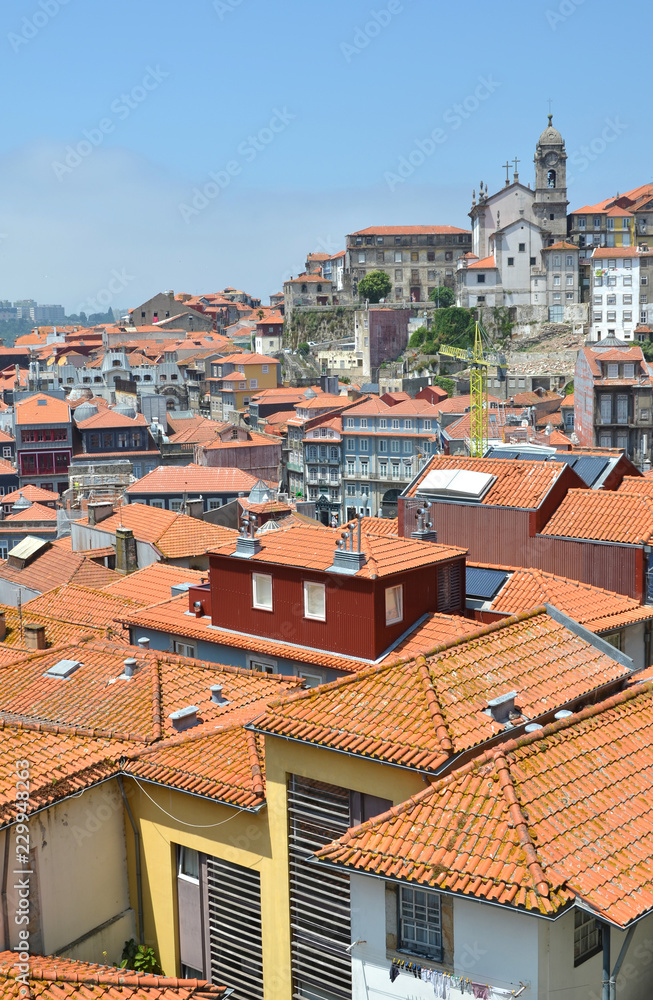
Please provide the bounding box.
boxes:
[303,581,326,621]
[385,584,403,625]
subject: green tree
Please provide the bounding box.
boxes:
[357,270,392,303]
[408,326,427,349]
[431,376,455,396]
[428,286,455,308]
[297,342,310,355]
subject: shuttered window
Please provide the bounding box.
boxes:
[287,775,352,1000]
[438,563,462,613]
[206,856,264,999]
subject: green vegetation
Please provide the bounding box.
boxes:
[431,375,455,396]
[357,270,392,303]
[641,340,653,362]
[120,940,161,974]
[297,342,310,356]
[428,286,455,308]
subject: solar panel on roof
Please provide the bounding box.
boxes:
[489,450,519,460]
[466,567,509,600]
[572,456,611,486]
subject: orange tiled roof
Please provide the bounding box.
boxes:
[617,475,653,496]
[4,502,58,523]
[0,545,119,594]
[359,516,398,537]
[476,562,653,633]
[543,241,577,251]
[77,408,148,429]
[3,486,57,504]
[349,225,469,236]
[541,488,653,543]
[254,609,629,768]
[102,563,206,605]
[126,463,262,495]
[592,247,639,258]
[210,524,466,579]
[407,455,576,509]
[15,393,70,425]
[122,725,266,809]
[314,683,653,926]
[0,638,301,743]
[0,602,124,652]
[467,255,496,269]
[77,504,237,560]
[22,584,142,630]
[0,952,228,999]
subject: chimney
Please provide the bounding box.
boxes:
[115,526,138,575]
[137,637,150,650]
[487,691,517,724]
[88,501,114,526]
[0,611,6,641]
[185,497,204,519]
[234,510,261,558]
[122,657,137,678]
[410,503,438,544]
[327,515,366,575]
[24,623,46,650]
[210,684,229,705]
[169,706,199,731]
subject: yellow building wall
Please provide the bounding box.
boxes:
[124,739,428,1000]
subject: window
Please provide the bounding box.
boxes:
[304,581,326,621]
[358,252,366,264]
[607,275,617,287]
[424,419,431,430]
[518,243,525,252]
[606,294,616,306]
[170,499,184,512]
[566,274,574,285]
[624,294,633,305]
[593,312,603,322]
[507,257,514,266]
[642,276,649,286]
[624,363,635,378]
[208,499,222,509]
[252,573,273,611]
[404,419,412,429]
[178,846,199,882]
[623,311,633,322]
[378,440,387,452]
[566,255,574,267]
[379,418,387,429]
[578,217,586,229]
[2,447,10,458]
[624,258,632,269]
[346,418,354,428]
[385,584,403,625]
[595,276,603,287]
[477,274,485,283]
[359,438,368,452]
[411,251,419,262]
[399,887,442,961]
[394,251,402,263]
[607,311,616,321]
[623,274,633,286]
[173,641,197,659]
[427,251,435,262]
[574,910,602,966]
[530,257,536,265]
[553,275,561,286]
[395,269,403,280]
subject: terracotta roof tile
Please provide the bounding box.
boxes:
[541,489,653,543]
[254,609,629,768]
[0,638,301,743]
[77,408,148,429]
[2,486,57,505]
[475,562,653,632]
[348,226,469,236]
[76,505,237,560]
[126,463,262,496]
[122,725,267,809]
[15,393,70,425]
[616,475,653,496]
[0,952,228,999]
[314,683,653,926]
[210,524,465,579]
[408,455,576,509]
[0,545,119,594]
[22,585,142,630]
[102,564,206,605]
[4,503,58,523]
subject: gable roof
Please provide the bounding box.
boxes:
[22,584,142,630]
[4,503,58,523]
[2,486,57,505]
[253,609,629,770]
[76,504,237,560]
[15,393,70,425]
[474,562,653,633]
[0,638,301,743]
[348,226,469,236]
[541,489,653,543]
[407,455,578,509]
[102,563,206,605]
[77,408,148,429]
[210,524,465,579]
[126,463,262,496]
[0,544,119,594]
[314,683,653,927]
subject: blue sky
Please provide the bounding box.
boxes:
[0,0,646,313]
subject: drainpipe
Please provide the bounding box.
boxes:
[602,923,611,1000]
[610,925,636,1000]
[118,777,144,944]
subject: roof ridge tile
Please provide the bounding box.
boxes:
[492,750,550,898]
[416,657,453,754]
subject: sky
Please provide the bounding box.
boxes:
[0,0,647,314]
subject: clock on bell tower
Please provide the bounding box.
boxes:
[533,114,568,239]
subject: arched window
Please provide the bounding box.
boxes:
[547,169,556,188]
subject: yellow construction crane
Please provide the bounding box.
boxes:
[438,322,506,457]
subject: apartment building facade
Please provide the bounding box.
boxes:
[207,353,280,421]
[588,246,653,342]
[14,392,72,493]
[341,397,441,518]
[345,225,472,303]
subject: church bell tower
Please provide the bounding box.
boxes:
[533,114,568,239]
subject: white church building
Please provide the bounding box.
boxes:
[456,116,586,328]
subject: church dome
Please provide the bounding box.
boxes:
[539,114,562,145]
